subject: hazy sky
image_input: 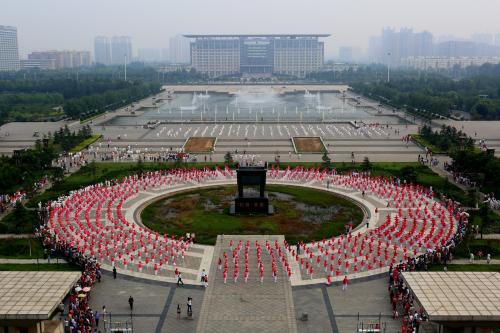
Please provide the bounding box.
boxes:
[2,0,499,58]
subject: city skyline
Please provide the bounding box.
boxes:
[2,0,500,59]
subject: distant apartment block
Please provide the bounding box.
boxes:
[0,25,20,71]
[20,58,56,70]
[94,36,111,65]
[26,50,91,69]
[402,56,500,70]
[169,35,190,63]
[184,34,328,78]
[111,36,132,65]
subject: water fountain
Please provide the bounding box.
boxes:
[104,87,408,126]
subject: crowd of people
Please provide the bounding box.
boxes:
[483,192,500,210]
[0,176,48,214]
[387,202,469,333]
[37,226,101,333]
[54,152,88,172]
[85,143,198,163]
[417,154,439,167]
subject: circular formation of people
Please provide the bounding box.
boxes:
[43,165,461,286]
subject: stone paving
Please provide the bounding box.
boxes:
[196,235,297,333]
[89,271,203,333]
[88,267,404,333]
[293,276,402,333]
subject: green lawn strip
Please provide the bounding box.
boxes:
[0,205,39,234]
[80,112,104,124]
[0,263,79,271]
[427,264,500,272]
[69,134,103,153]
[453,239,500,258]
[0,238,45,259]
[411,134,445,154]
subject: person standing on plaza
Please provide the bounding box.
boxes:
[487,253,491,264]
[113,267,117,279]
[200,269,206,283]
[177,272,184,286]
[94,310,100,328]
[342,276,349,291]
[177,304,181,319]
[128,296,134,311]
[187,297,193,316]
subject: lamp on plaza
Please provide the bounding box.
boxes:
[386,52,391,83]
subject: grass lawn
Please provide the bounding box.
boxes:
[0,205,38,234]
[0,263,79,271]
[141,184,364,245]
[428,264,500,272]
[411,134,445,154]
[453,238,500,258]
[69,134,102,153]
[0,238,45,258]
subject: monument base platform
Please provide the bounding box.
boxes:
[231,197,273,215]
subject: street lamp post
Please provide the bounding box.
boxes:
[387,52,391,83]
[124,54,127,81]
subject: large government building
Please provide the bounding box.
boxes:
[184,34,329,78]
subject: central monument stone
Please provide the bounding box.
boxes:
[231,166,273,214]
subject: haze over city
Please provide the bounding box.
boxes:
[2,0,500,58]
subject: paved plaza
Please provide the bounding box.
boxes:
[197,235,297,333]
[88,269,401,333]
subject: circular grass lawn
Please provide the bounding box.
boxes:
[141,185,364,245]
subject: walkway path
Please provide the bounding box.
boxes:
[0,233,33,239]
[449,259,500,265]
[475,233,500,240]
[0,258,67,264]
[196,235,297,333]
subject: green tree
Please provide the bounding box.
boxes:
[360,156,373,171]
[321,151,331,169]
[224,151,233,164]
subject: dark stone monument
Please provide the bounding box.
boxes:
[231,166,273,214]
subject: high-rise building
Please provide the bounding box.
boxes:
[0,25,20,71]
[471,33,493,45]
[169,35,190,63]
[94,36,111,65]
[368,36,382,63]
[413,31,434,57]
[495,33,500,47]
[20,58,56,70]
[27,50,91,69]
[184,34,328,78]
[111,36,132,65]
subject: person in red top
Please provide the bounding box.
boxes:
[342,275,349,291]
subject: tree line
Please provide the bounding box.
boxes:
[0,124,93,194]
[307,63,500,120]
[418,125,474,152]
